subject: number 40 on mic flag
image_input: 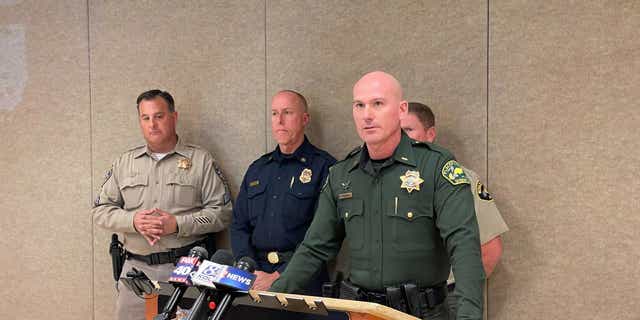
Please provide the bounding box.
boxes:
[169,256,200,284]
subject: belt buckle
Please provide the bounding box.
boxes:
[267,251,280,264]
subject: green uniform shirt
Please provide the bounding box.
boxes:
[92,138,233,255]
[271,133,485,319]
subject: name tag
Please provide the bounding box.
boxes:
[338,192,353,200]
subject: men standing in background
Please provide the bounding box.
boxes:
[401,101,509,316]
[93,89,232,320]
[231,90,336,293]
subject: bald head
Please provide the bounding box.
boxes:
[273,90,308,113]
[353,71,404,102]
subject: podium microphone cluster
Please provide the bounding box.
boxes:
[187,250,257,320]
[154,246,209,320]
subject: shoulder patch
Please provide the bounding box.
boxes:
[442,160,470,185]
[476,180,494,201]
[213,161,232,204]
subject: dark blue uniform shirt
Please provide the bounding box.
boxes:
[231,136,336,273]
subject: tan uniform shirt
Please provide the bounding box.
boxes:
[448,166,508,283]
[92,139,232,255]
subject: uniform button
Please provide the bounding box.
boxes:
[272,195,278,199]
[270,212,274,217]
[407,212,413,219]
[155,181,159,185]
[345,212,349,218]
[153,199,158,203]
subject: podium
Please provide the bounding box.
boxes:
[145,285,419,320]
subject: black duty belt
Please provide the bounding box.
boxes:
[340,280,448,311]
[126,241,205,265]
[256,250,294,265]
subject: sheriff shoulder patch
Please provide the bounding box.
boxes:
[442,160,470,185]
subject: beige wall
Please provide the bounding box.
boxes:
[0,1,637,319]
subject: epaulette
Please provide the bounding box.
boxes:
[345,145,362,159]
[411,140,453,158]
[126,144,145,152]
[313,148,336,162]
[251,151,275,165]
[184,143,202,149]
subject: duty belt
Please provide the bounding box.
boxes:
[339,280,448,315]
[126,240,205,265]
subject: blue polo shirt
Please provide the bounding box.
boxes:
[231,136,336,273]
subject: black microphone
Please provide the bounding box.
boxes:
[154,246,209,320]
[207,256,257,320]
[184,249,235,320]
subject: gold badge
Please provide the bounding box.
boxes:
[177,158,192,170]
[400,170,424,193]
[267,252,279,264]
[299,168,312,184]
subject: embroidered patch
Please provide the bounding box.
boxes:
[477,181,493,201]
[442,160,470,185]
[213,161,231,204]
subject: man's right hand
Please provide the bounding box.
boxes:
[133,209,163,246]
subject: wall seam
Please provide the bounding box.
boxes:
[264,0,269,153]
[86,0,95,319]
[485,0,491,319]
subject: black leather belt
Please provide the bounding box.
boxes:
[126,241,205,265]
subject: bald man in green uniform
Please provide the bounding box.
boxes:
[270,71,484,320]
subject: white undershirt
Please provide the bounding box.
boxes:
[151,152,169,161]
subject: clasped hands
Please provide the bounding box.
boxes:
[133,208,178,246]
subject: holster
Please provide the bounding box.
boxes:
[109,234,125,282]
[386,287,408,313]
[322,271,343,298]
[339,280,362,301]
[401,283,422,317]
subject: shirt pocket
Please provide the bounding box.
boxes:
[385,197,440,252]
[284,184,316,231]
[246,180,267,223]
[165,173,197,207]
[338,198,365,251]
[119,175,148,210]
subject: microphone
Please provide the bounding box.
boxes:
[184,250,236,320]
[206,256,257,320]
[154,246,209,320]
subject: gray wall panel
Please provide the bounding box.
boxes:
[0,1,92,319]
[489,1,640,319]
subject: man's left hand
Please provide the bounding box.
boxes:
[253,270,280,291]
[152,209,178,235]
